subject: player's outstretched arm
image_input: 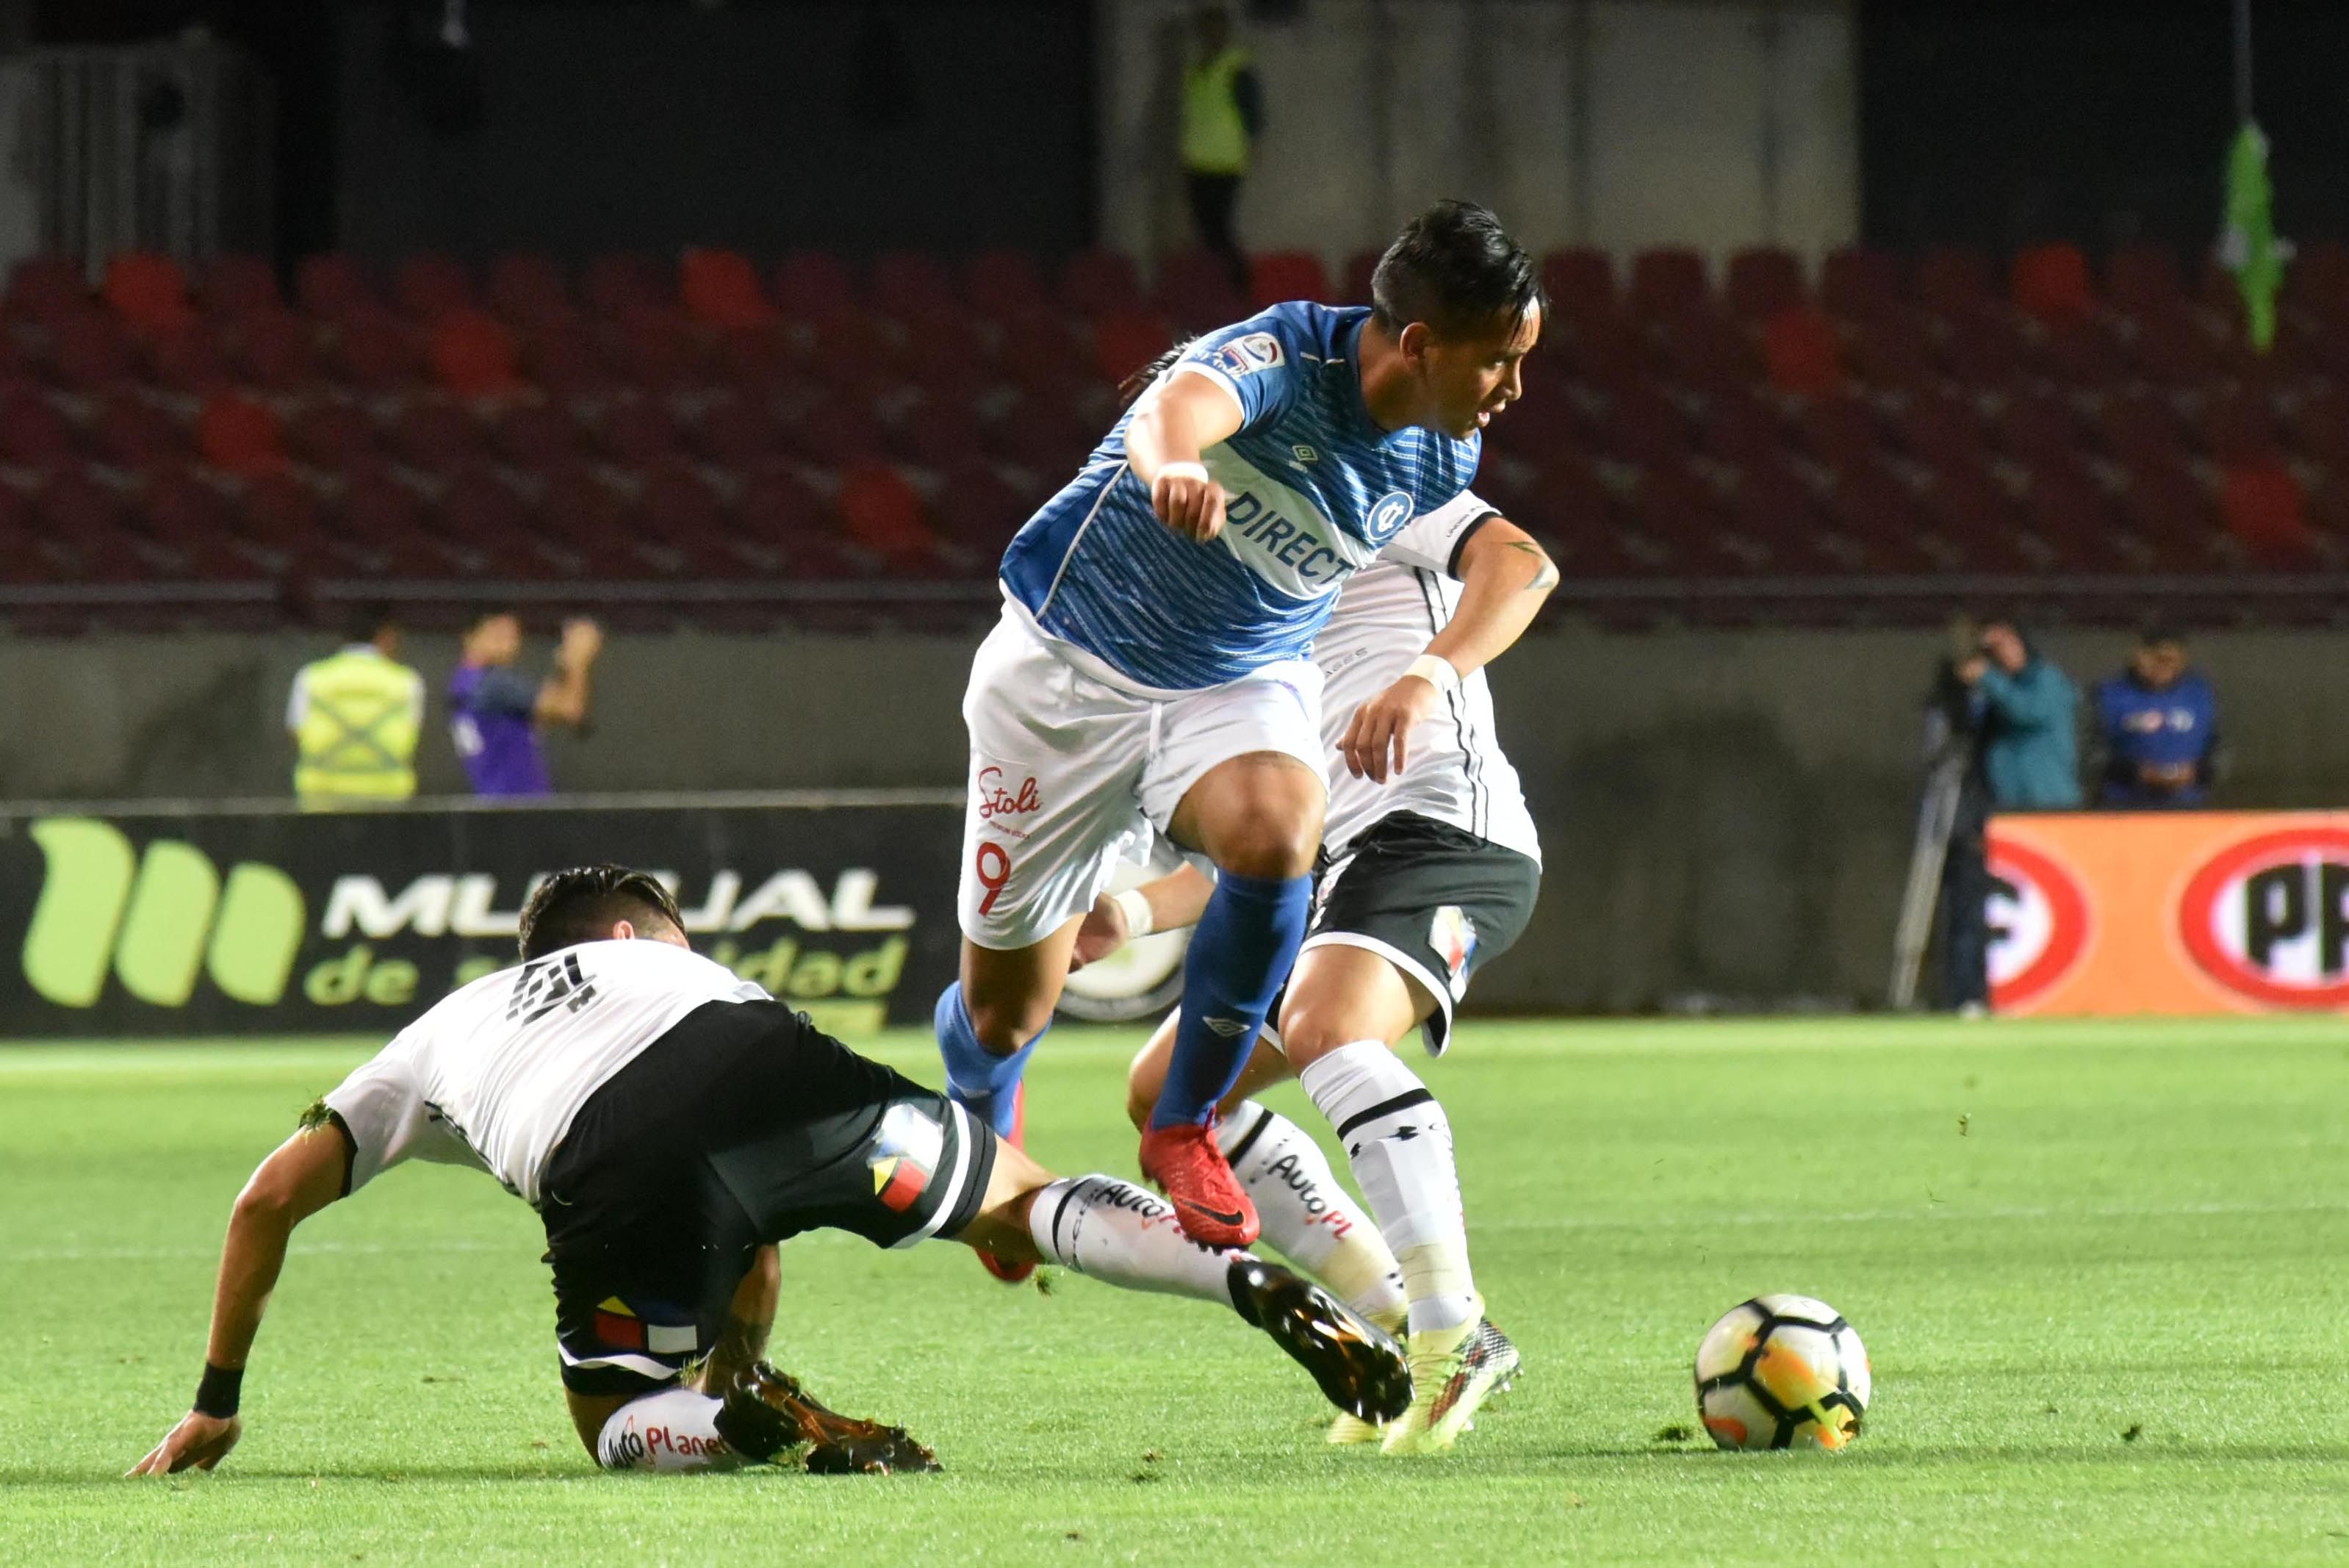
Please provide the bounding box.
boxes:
[126,1120,351,1478]
[1126,373,1245,542]
[1069,863,1217,968]
[1340,517,1557,783]
[533,616,602,729]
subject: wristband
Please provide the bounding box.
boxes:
[194,1362,243,1419]
[1111,887,1156,940]
[1154,461,1211,487]
[1406,653,1462,697]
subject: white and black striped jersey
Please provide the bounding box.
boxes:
[323,939,769,1206]
[1312,492,1543,866]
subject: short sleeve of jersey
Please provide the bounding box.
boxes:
[1171,314,1309,434]
[322,1030,478,1191]
[1379,490,1500,578]
[468,668,538,718]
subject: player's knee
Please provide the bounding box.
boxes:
[1209,813,1319,881]
[965,991,1053,1056]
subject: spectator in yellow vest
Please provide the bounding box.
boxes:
[1181,5,1263,296]
[287,605,425,810]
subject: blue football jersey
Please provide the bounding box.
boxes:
[998,303,1481,692]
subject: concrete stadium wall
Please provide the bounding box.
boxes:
[6,622,2345,1011]
[1094,0,1858,267]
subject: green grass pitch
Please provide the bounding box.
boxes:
[4,1016,2347,1564]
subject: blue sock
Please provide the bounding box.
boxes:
[1150,869,1312,1131]
[934,982,1039,1140]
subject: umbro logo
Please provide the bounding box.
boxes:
[1204,1016,1252,1037]
[1292,444,1320,463]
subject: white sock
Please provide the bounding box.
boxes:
[1299,1040,1477,1337]
[1217,1101,1406,1326]
[595,1386,745,1472]
[1026,1175,1240,1305]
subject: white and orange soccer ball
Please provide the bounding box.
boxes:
[1693,1295,1871,1452]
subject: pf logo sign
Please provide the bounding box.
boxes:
[1985,837,2091,1012]
[2178,826,2349,1007]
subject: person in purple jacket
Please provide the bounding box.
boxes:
[449,613,602,798]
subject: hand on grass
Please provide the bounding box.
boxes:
[127,1411,240,1477]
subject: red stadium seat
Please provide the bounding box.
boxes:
[996,314,1089,398]
[966,251,1048,323]
[0,389,80,467]
[1821,246,1902,321]
[229,309,318,390]
[641,462,733,552]
[1699,388,1779,467]
[1891,389,1980,470]
[198,253,280,319]
[533,467,639,575]
[2106,244,2184,317]
[581,253,672,318]
[1661,311,1760,392]
[788,398,886,465]
[834,461,940,565]
[1761,307,1841,395]
[198,395,288,476]
[1541,248,1616,321]
[1936,304,2026,386]
[2039,318,2128,387]
[92,393,187,468]
[1249,251,1328,309]
[2282,240,2349,321]
[433,464,542,574]
[1092,310,1173,388]
[871,251,960,328]
[929,457,1026,554]
[1594,385,1690,467]
[2010,242,2093,323]
[2091,389,2188,467]
[386,400,483,470]
[104,253,194,334]
[2220,461,2317,567]
[1843,311,1936,392]
[2203,388,2279,465]
[428,309,523,396]
[145,323,234,393]
[1629,249,1708,319]
[1727,248,1805,320]
[297,254,380,322]
[493,401,586,469]
[891,392,985,469]
[31,469,142,580]
[680,248,776,329]
[519,321,617,398]
[1990,389,2080,470]
[774,251,860,321]
[2283,384,2349,467]
[7,255,90,320]
[1792,392,1880,468]
[286,401,381,470]
[985,394,1095,475]
[1914,248,1992,317]
[1154,251,1244,329]
[234,470,322,555]
[331,312,423,389]
[46,309,139,390]
[1060,249,1144,318]
[392,253,475,325]
[597,306,703,392]
[487,253,575,327]
[688,393,784,465]
[591,397,681,465]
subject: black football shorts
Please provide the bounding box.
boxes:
[540,999,996,1395]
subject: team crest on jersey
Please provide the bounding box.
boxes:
[1429,905,1478,1000]
[1209,332,1287,378]
[1365,490,1414,542]
[868,1102,945,1213]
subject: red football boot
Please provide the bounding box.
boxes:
[1138,1119,1260,1248]
[976,1083,1035,1284]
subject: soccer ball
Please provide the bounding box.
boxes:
[1694,1295,1870,1451]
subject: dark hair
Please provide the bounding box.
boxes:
[1117,339,1196,406]
[1370,200,1544,339]
[2138,620,2184,648]
[517,866,685,961]
[346,602,397,644]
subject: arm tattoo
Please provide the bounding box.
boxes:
[1506,539,1560,592]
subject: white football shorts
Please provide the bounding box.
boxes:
[957,606,1325,950]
